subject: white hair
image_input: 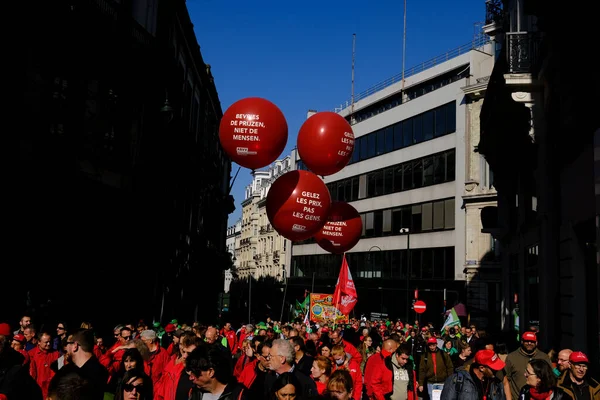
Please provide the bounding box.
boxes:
[272,338,295,365]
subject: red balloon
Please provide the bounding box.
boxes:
[297,111,355,176]
[266,170,332,241]
[219,97,288,170]
[314,202,362,254]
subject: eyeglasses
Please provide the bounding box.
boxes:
[66,341,75,345]
[573,364,588,370]
[265,353,283,361]
[123,383,144,393]
[57,326,65,330]
[524,370,536,377]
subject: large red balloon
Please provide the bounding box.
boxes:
[314,201,362,254]
[297,111,355,176]
[266,170,332,241]
[219,97,288,170]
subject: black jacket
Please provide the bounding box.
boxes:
[264,368,318,399]
[0,348,42,400]
[190,382,247,400]
[518,385,573,400]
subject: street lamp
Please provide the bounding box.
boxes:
[399,228,411,323]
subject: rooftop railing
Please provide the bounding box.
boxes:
[335,35,490,112]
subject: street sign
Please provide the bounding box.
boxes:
[414,300,427,314]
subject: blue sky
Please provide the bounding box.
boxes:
[187,0,486,226]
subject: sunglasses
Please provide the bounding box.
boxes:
[57,326,65,330]
[124,383,144,392]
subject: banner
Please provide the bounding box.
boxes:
[441,307,461,331]
[333,254,358,315]
[309,293,349,324]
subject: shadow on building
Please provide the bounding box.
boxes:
[6,0,233,331]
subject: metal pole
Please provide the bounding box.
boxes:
[351,34,356,120]
[401,0,407,90]
[248,276,251,323]
[406,231,411,323]
[280,269,287,322]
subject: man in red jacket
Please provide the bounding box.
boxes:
[364,339,399,399]
[140,329,170,388]
[29,332,59,399]
[220,322,238,355]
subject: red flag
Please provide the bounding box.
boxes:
[333,254,358,315]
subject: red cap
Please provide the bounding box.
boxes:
[0,323,10,336]
[321,327,330,333]
[427,337,437,344]
[569,351,589,364]
[522,331,537,342]
[12,334,25,342]
[421,327,428,332]
[475,350,505,370]
[165,323,176,333]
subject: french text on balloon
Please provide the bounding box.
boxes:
[292,190,323,221]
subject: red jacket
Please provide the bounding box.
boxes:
[234,354,254,379]
[154,357,185,400]
[28,347,59,399]
[237,360,259,389]
[147,346,171,387]
[221,329,238,353]
[341,339,363,366]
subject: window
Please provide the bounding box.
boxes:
[393,123,403,150]
[423,111,434,141]
[384,168,394,195]
[423,157,434,186]
[422,202,433,231]
[433,201,445,229]
[411,205,422,232]
[367,134,376,158]
[446,151,455,181]
[434,154,445,183]
[444,199,455,228]
[351,177,359,200]
[403,119,413,147]
[435,107,446,137]
[413,115,423,143]
[360,136,368,160]
[413,160,423,188]
[377,129,385,155]
[446,102,456,133]
[383,209,392,234]
[358,175,367,199]
[385,126,394,152]
[365,212,374,237]
[403,163,413,190]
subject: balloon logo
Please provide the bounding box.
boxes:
[219,97,288,170]
[297,111,355,176]
[266,170,331,241]
[314,202,362,254]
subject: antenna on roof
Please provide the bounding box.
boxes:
[401,0,407,91]
[350,33,356,124]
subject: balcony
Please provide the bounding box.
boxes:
[507,32,542,74]
[483,0,503,36]
[273,250,280,260]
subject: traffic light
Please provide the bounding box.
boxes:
[218,292,230,312]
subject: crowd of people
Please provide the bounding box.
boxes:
[0,314,597,399]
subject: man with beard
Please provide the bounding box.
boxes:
[441,349,506,400]
[504,331,551,400]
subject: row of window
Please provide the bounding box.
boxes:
[291,247,455,280]
[348,66,469,124]
[296,197,455,246]
[361,197,455,237]
[299,103,456,172]
[326,149,456,203]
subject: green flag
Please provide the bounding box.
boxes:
[441,307,461,331]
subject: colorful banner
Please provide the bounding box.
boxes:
[309,293,349,324]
